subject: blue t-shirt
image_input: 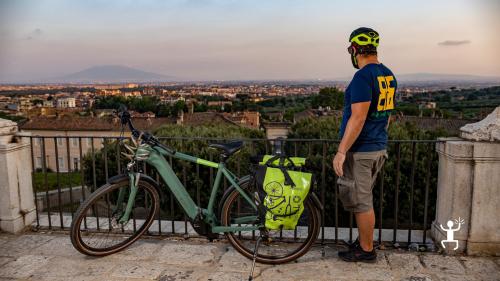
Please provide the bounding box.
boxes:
[339,63,397,152]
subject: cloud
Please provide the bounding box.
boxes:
[25,28,42,40]
[438,40,471,46]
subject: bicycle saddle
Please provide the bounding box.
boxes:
[209,141,243,156]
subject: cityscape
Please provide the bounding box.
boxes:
[1,0,500,280]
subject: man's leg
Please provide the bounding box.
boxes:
[355,208,375,252]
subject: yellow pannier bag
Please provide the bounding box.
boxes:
[254,155,312,230]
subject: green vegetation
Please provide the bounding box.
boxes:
[310,87,344,110]
[399,86,500,119]
[0,111,26,122]
[33,172,82,192]
[94,95,191,117]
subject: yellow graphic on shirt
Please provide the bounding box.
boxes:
[377,76,395,111]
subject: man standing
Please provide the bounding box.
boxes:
[333,27,396,262]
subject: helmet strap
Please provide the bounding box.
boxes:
[350,46,360,69]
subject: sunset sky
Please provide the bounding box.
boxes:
[1,0,499,82]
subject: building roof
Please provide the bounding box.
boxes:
[20,112,239,132]
[180,112,238,127]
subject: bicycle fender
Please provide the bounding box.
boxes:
[308,192,324,211]
[217,174,252,218]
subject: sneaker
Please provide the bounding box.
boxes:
[338,244,377,263]
[348,237,359,249]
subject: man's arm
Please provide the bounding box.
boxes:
[333,101,370,176]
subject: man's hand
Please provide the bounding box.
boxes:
[333,151,346,177]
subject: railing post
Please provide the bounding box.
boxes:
[431,107,500,255]
[0,118,36,233]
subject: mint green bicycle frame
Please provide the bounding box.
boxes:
[119,142,261,233]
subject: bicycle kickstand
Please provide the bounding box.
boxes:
[248,236,262,281]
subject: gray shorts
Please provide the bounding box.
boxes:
[337,150,387,213]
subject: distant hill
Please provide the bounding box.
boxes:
[55,65,175,83]
[396,73,500,82]
[332,73,500,83]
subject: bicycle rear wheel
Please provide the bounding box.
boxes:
[220,178,320,264]
[70,177,159,256]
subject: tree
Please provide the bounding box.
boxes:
[311,87,344,110]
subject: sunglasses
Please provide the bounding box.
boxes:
[347,45,356,55]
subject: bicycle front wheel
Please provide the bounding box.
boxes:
[70,177,159,256]
[220,178,321,264]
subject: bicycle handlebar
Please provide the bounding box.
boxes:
[115,106,176,155]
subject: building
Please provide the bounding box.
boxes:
[222,111,260,129]
[261,122,291,140]
[56,98,76,108]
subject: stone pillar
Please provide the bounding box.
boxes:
[0,118,36,233]
[431,107,500,255]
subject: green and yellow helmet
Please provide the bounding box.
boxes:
[348,27,379,69]
[349,27,380,47]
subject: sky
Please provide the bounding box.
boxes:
[0,0,499,82]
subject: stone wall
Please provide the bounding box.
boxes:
[431,107,500,255]
[0,118,36,233]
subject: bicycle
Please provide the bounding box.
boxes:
[69,107,322,266]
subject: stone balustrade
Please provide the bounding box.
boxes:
[431,107,500,255]
[0,118,36,233]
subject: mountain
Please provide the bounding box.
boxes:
[395,73,500,83]
[55,65,175,83]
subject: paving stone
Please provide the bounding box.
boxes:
[386,252,424,272]
[421,255,465,275]
[396,273,434,281]
[217,247,266,273]
[260,260,356,281]
[459,256,500,279]
[0,255,52,279]
[106,240,163,261]
[111,263,165,280]
[434,273,481,281]
[30,235,78,258]
[0,235,54,257]
[205,270,246,281]
[324,257,359,277]
[28,256,116,280]
[355,267,395,281]
[157,267,207,281]
[0,236,14,247]
[156,242,217,265]
[0,257,14,267]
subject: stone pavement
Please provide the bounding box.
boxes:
[0,232,499,281]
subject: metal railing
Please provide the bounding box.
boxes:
[26,135,440,248]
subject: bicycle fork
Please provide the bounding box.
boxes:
[113,172,140,225]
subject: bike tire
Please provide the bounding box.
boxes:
[70,177,160,256]
[220,178,321,264]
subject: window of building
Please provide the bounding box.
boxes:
[73,158,79,171]
[36,157,42,169]
[57,138,63,146]
[58,157,64,169]
[72,138,78,147]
